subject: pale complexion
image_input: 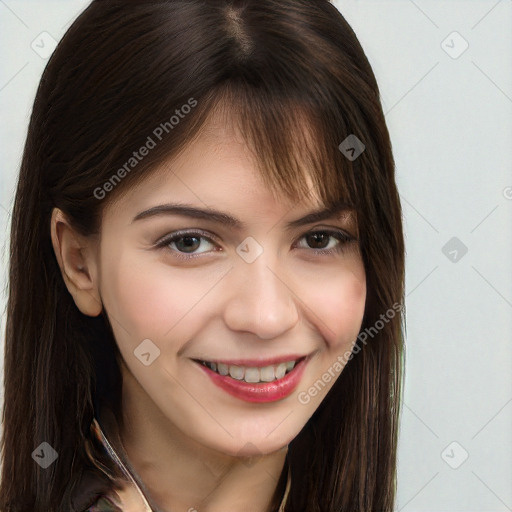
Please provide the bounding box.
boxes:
[51,111,366,512]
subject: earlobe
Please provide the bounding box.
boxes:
[50,207,103,317]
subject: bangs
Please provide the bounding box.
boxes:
[203,82,361,221]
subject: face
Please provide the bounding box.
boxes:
[93,113,366,457]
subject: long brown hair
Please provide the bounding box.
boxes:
[0,1,405,510]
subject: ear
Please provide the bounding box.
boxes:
[50,207,103,317]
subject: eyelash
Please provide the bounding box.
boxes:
[154,228,356,261]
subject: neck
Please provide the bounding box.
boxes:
[118,363,288,512]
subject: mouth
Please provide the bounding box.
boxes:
[192,355,310,403]
[193,356,306,384]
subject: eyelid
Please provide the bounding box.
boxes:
[155,226,356,247]
[154,228,220,247]
[154,226,358,262]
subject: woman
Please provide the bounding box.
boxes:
[0,0,405,510]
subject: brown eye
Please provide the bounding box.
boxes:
[304,232,331,249]
[174,235,202,253]
[155,230,219,259]
[296,229,354,255]
[155,228,356,261]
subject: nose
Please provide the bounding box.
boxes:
[222,256,300,340]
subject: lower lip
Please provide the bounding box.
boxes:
[195,358,309,403]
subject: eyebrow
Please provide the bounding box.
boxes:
[131,201,354,230]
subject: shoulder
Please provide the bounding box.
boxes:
[69,468,108,510]
[70,467,151,512]
[68,466,120,512]
[69,411,154,511]
[82,484,149,512]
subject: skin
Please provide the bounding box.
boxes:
[51,110,367,512]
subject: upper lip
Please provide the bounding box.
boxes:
[193,354,309,367]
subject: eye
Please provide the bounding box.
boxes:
[155,229,219,260]
[154,228,356,260]
[295,229,356,255]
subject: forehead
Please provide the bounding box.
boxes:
[107,111,325,221]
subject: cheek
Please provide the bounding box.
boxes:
[99,244,217,346]
[302,263,366,348]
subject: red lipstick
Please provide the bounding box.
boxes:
[194,356,309,403]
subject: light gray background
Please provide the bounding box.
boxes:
[1,1,511,510]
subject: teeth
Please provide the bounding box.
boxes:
[217,362,229,376]
[275,363,287,379]
[244,368,260,383]
[260,365,275,382]
[203,361,216,372]
[201,359,298,383]
[229,365,245,380]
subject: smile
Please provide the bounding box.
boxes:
[193,355,309,403]
[197,358,301,383]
